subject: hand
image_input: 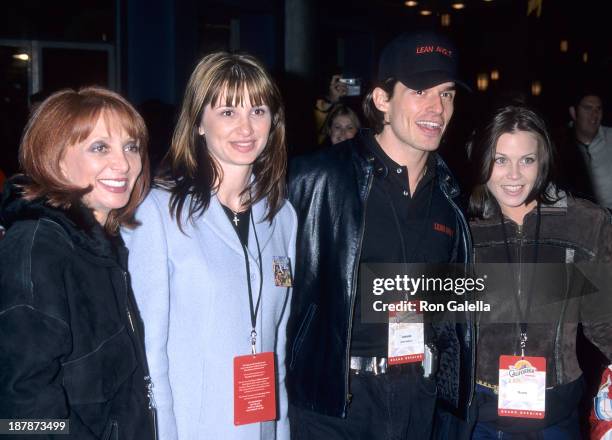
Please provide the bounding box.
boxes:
[328,74,348,103]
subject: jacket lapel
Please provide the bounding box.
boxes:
[199,194,276,272]
[245,197,275,271]
[201,195,246,258]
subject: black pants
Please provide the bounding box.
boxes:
[289,370,437,440]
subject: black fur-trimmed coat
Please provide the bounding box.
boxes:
[0,179,156,439]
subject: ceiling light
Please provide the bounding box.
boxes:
[451,3,466,9]
[13,53,29,61]
[583,52,588,63]
[420,9,432,16]
[477,74,489,91]
[560,40,568,53]
[441,13,451,26]
[531,81,542,96]
[490,69,500,81]
[405,0,418,6]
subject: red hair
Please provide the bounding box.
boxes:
[19,86,150,233]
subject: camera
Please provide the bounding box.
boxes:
[339,77,361,97]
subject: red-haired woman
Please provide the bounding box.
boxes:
[0,87,156,439]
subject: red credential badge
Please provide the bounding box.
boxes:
[233,351,277,425]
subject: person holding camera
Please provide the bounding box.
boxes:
[314,74,348,144]
[314,73,363,144]
[286,31,473,439]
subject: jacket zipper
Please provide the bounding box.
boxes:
[517,223,523,299]
[516,223,523,356]
[110,420,118,440]
[145,375,158,440]
[123,272,137,335]
[443,187,477,411]
[554,264,571,384]
[123,271,158,440]
[126,308,135,333]
[554,296,566,384]
[344,162,374,415]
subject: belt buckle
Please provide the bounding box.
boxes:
[373,357,387,375]
[350,356,389,375]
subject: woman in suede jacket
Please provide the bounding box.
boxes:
[0,87,156,439]
[467,105,612,439]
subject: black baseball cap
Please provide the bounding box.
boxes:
[378,31,470,91]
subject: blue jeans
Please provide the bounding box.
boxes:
[471,385,581,440]
[471,415,580,439]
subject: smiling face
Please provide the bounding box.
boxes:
[199,90,272,172]
[374,81,455,155]
[330,114,358,145]
[486,130,539,224]
[59,112,143,225]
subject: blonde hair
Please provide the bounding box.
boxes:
[324,104,361,137]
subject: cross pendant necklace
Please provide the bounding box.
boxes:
[232,212,240,227]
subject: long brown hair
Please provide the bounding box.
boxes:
[160,51,287,229]
[467,105,558,219]
[19,86,150,233]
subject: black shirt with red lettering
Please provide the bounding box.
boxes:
[350,133,460,357]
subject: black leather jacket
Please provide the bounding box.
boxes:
[286,130,474,418]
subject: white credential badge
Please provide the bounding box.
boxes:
[388,301,424,365]
[498,355,546,419]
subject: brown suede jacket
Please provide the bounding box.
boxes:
[470,194,612,388]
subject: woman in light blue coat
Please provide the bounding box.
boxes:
[123,52,297,440]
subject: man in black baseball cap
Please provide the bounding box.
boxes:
[378,31,469,91]
[286,30,473,440]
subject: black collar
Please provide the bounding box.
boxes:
[360,130,436,185]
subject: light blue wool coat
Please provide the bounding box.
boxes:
[123,188,297,440]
